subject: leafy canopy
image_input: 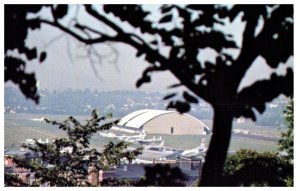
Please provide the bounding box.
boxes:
[278,99,294,161]
[6,110,142,186]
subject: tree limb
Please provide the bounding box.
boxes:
[229,7,262,90]
[84,5,123,35]
[236,69,293,116]
[39,5,216,105]
[38,19,118,44]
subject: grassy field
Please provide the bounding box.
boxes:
[229,136,279,152]
[201,119,284,138]
[148,134,279,152]
[4,113,283,152]
[4,113,114,149]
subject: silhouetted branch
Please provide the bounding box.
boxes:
[5,5,293,186]
[235,69,293,118]
[38,18,117,44]
[84,6,192,90]
[74,23,107,37]
[255,5,293,68]
[65,36,75,65]
[38,5,208,103]
[230,6,262,88]
[85,5,123,35]
[106,43,119,63]
[43,33,65,48]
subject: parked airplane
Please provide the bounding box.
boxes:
[99,130,147,143]
[123,132,147,143]
[181,138,207,157]
[142,140,183,155]
[30,117,45,122]
[99,132,117,138]
[136,136,162,145]
[144,140,165,150]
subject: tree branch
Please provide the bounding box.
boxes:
[229,7,262,90]
[38,19,118,44]
[236,69,293,115]
[84,5,123,35]
[254,5,293,68]
[41,5,208,104]
[74,23,107,37]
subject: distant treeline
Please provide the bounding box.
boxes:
[4,87,288,127]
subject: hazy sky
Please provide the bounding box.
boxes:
[9,5,293,93]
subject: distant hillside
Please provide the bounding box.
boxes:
[4,86,288,127]
[4,87,213,119]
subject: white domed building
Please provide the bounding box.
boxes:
[112,109,210,135]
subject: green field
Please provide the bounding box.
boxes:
[4,113,283,152]
[4,113,114,149]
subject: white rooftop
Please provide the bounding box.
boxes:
[117,109,174,129]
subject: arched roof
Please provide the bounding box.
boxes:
[117,109,209,131]
[118,109,149,126]
[117,109,173,128]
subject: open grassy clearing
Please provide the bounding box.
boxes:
[202,119,283,138]
[5,113,283,152]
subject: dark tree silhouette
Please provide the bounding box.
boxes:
[222,149,293,186]
[101,164,188,186]
[5,5,293,186]
[5,5,47,103]
[136,164,187,186]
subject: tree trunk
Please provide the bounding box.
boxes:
[199,106,234,186]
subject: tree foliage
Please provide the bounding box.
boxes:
[5,5,48,103]
[5,173,29,187]
[5,110,142,186]
[278,99,294,161]
[101,164,188,187]
[136,164,187,186]
[221,101,294,187]
[4,4,293,186]
[222,149,293,186]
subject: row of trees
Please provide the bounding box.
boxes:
[5,5,293,186]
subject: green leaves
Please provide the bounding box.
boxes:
[102,141,141,166]
[137,164,187,186]
[8,110,141,186]
[222,149,293,186]
[278,99,294,161]
[5,173,28,186]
